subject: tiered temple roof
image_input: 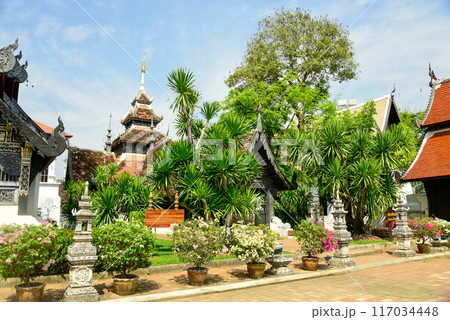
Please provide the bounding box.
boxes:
[402,76,450,182]
[401,68,450,220]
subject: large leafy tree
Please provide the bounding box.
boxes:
[225,8,357,134]
[226,8,358,91]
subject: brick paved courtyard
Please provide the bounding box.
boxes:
[165,257,450,302]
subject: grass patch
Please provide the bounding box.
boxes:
[350,239,389,244]
[151,238,236,267]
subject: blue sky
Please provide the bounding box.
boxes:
[1,0,450,178]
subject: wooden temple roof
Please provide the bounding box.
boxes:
[421,77,450,128]
[247,106,295,191]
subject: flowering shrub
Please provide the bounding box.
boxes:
[434,218,450,239]
[45,227,74,275]
[172,218,227,268]
[295,219,338,258]
[230,222,277,263]
[409,217,442,244]
[92,220,155,277]
[0,221,57,286]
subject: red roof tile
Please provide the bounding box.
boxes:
[70,147,116,181]
[422,80,450,128]
[33,119,73,138]
[402,129,450,181]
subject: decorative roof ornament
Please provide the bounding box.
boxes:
[256,103,262,132]
[391,83,396,97]
[0,38,18,73]
[105,113,112,153]
[139,56,146,92]
[429,63,438,87]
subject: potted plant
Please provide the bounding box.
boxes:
[0,221,57,301]
[230,222,277,279]
[172,218,227,286]
[434,218,450,249]
[93,220,155,295]
[409,217,442,253]
[295,219,338,271]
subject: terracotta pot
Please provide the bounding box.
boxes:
[15,282,45,302]
[417,243,431,254]
[302,256,319,271]
[113,274,139,295]
[187,267,208,286]
[247,262,266,279]
[445,241,450,250]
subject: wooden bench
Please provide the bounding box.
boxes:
[144,209,185,228]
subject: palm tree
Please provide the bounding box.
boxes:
[167,68,200,144]
[195,101,220,149]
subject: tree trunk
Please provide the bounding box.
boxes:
[186,118,193,145]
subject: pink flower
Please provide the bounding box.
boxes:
[5,258,11,264]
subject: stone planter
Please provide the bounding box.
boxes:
[15,282,45,302]
[265,256,294,275]
[417,243,431,254]
[187,267,208,286]
[302,256,319,271]
[446,241,450,250]
[113,274,139,295]
[247,262,266,279]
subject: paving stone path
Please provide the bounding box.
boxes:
[165,257,450,302]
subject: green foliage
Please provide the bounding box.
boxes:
[230,222,277,263]
[92,220,156,277]
[62,180,85,223]
[226,7,357,91]
[295,219,338,258]
[283,101,416,235]
[172,218,227,268]
[0,222,57,286]
[91,170,161,225]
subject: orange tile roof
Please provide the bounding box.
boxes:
[402,129,450,181]
[422,79,450,128]
[33,119,73,138]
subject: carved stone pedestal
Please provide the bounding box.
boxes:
[265,257,294,275]
[63,182,99,302]
[430,240,450,253]
[330,192,355,268]
[392,198,416,258]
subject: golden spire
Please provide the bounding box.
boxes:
[141,56,146,73]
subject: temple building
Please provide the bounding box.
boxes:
[402,68,450,221]
[0,40,70,224]
[247,105,296,225]
[338,93,402,131]
[66,58,169,182]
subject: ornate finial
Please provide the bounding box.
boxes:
[175,192,179,209]
[105,113,112,153]
[139,56,146,92]
[84,181,89,196]
[141,56,146,73]
[391,84,395,97]
[0,39,20,73]
[429,63,437,87]
[256,103,262,132]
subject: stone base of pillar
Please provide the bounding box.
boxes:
[392,249,417,257]
[329,257,355,268]
[430,246,450,253]
[265,266,294,276]
[63,286,99,302]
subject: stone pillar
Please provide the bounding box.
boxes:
[392,197,416,257]
[329,192,355,268]
[63,182,100,302]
